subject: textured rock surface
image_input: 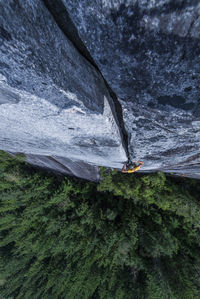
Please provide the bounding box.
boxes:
[25,154,100,181]
[1,0,200,179]
[0,0,127,176]
[8,152,100,181]
[63,0,200,178]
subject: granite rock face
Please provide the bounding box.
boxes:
[25,154,100,181]
[63,0,200,178]
[0,0,127,177]
[1,0,200,179]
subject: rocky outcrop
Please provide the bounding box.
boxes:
[63,0,200,178]
[0,0,127,178]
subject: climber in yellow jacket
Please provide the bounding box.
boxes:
[122,160,144,173]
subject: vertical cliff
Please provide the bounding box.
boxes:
[63,0,200,178]
[0,0,199,179]
[0,0,127,176]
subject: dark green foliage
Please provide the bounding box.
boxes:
[0,151,200,298]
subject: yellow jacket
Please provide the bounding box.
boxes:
[127,165,141,173]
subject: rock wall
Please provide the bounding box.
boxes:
[63,0,200,178]
[0,0,127,176]
[1,0,199,179]
[25,154,100,181]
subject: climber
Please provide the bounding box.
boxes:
[121,160,144,173]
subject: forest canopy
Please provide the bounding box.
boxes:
[0,150,200,299]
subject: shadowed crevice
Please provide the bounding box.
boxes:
[43,0,96,68]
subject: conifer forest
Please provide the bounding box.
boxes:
[0,151,200,299]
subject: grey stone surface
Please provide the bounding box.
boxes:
[0,0,127,174]
[63,0,200,178]
[25,154,100,181]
